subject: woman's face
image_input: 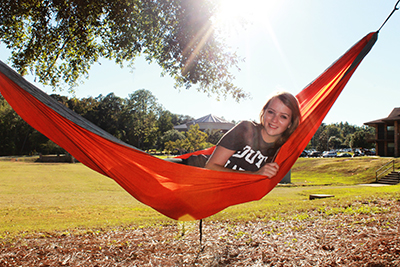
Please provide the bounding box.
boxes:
[261,97,293,143]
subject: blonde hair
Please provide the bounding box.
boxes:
[259,92,301,148]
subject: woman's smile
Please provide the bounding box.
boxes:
[261,98,292,143]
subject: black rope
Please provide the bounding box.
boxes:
[192,219,205,264]
[199,219,203,244]
[378,0,400,32]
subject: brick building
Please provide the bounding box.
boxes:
[364,108,400,157]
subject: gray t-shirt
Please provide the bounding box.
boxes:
[217,121,278,171]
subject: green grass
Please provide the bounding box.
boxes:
[0,159,169,236]
[212,184,400,222]
[291,157,400,185]
[0,156,399,237]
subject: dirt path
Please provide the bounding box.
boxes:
[1,198,399,266]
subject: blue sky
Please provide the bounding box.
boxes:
[1,0,399,126]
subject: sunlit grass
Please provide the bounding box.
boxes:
[291,157,399,185]
[0,156,399,237]
[0,160,170,236]
[211,183,400,222]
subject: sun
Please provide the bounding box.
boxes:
[212,0,281,40]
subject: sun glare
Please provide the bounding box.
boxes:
[213,0,281,40]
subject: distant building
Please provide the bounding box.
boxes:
[364,108,400,157]
[174,114,235,133]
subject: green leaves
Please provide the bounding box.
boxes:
[165,124,213,154]
[0,0,247,100]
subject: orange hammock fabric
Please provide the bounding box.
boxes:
[0,32,377,221]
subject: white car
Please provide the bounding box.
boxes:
[322,151,337,158]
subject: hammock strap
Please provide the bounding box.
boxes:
[378,0,400,32]
[199,219,203,244]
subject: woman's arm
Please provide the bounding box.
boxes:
[205,146,279,178]
[204,145,236,172]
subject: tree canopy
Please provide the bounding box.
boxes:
[0,90,376,156]
[0,0,247,100]
[0,89,193,154]
[308,122,375,152]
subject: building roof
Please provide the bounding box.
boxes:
[192,114,232,124]
[386,108,400,120]
[364,107,400,125]
[173,114,235,131]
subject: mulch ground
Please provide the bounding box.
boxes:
[1,198,399,266]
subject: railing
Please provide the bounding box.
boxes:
[375,160,395,182]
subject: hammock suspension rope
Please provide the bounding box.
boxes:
[378,0,400,32]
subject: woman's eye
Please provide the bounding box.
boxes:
[281,115,288,120]
[267,110,274,114]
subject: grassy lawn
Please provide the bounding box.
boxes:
[0,158,167,236]
[1,156,399,237]
[291,157,400,185]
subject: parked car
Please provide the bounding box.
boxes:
[299,150,308,157]
[352,151,364,157]
[337,152,352,157]
[308,151,322,157]
[322,151,337,158]
[363,149,376,156]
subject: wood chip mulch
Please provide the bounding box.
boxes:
[1,198,399,266]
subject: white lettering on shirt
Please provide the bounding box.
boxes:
[230,145,268,169]
[231,145,252,158]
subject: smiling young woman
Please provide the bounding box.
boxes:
[259,92,301,148]
[260,97,293,143]
[205,92,301,178]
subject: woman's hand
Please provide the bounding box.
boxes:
[255,162,279,178]
[205,145,280,178]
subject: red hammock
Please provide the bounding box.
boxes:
[0,32,377,221]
